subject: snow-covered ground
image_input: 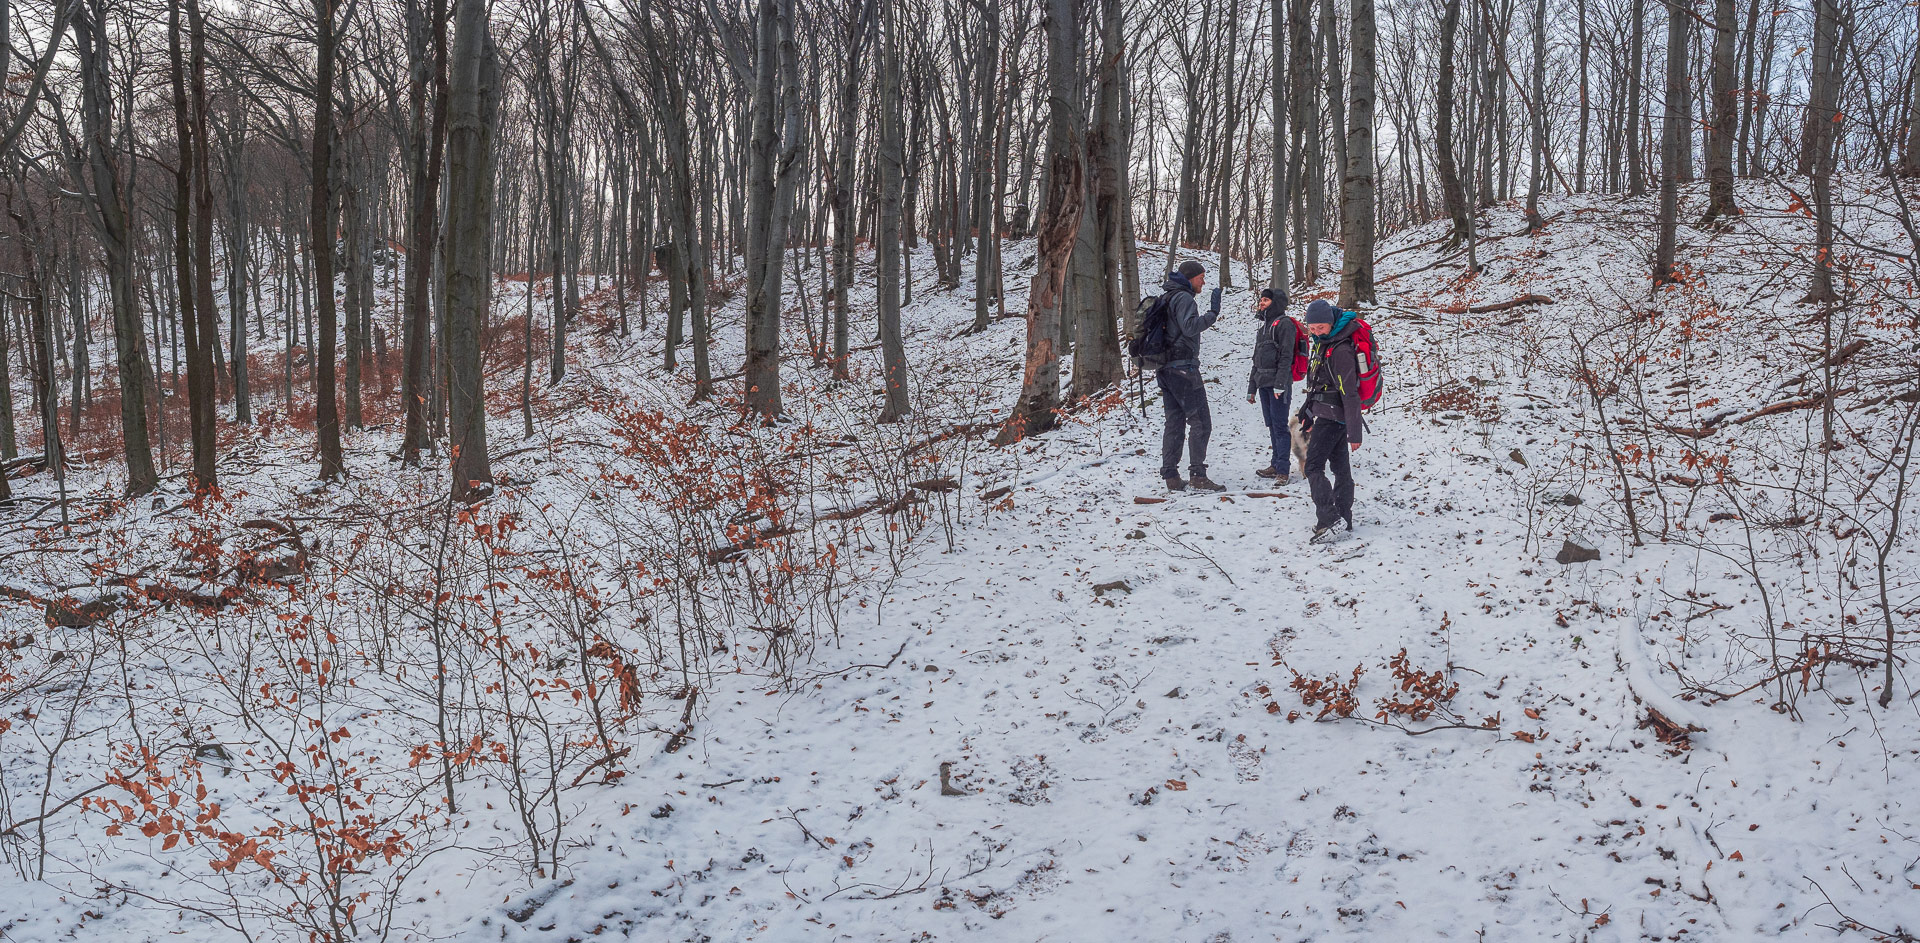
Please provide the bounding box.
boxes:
[3,179,1916,941]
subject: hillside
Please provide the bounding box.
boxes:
[1,178,1916,942]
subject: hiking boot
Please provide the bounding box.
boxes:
[1343,514,1354,531]
[1189,476,1227,493]
[1309,525,1337,545]
[1164,476,1187,492]
[1255,466,1279,479]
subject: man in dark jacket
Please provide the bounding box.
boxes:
[1299,299,1363,541]
[1157,260,1223,492]
[1245,287,1301,480]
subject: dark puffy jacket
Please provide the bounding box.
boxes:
[1159,272,1217,365]
[1247,312,1302,394]
[1306,322,1365,444]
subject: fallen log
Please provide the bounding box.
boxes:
[907,476,959,493]
[1730,387,1856,425]
[1437,293,1555,315]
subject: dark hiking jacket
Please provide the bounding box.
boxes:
[1159,272,1217,366]
[1306,316,1365,445]
[1248,311,1303,394]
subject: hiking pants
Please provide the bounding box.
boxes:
[1157,365,1211,479]
[1257,386,1293,476]
[1304,418,1354,528]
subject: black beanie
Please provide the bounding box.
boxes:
[1177,260,1206,280]
[1304,299,1340,324]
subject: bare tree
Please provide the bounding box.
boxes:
[1699,0,1739,221]
[71,0,158,496]
[444,0,497,500]
[995,0,1080,444]
[169,0,217,489]
[1338,0,1376,308]
[305,0,347,479]
[1435,0,1469,246]
[876,0,911,422]
[1653,0,1689,287]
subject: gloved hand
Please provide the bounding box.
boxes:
[1209,285,1223,314]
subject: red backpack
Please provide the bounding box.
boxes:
[1287,318,1309,382]
[1348,318,1383,410]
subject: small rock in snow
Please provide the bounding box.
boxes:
[1555,539,1601,564]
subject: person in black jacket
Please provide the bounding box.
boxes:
[1157,260,1224,492]
[1245,287,1301,480]
[1299,299,1364,542]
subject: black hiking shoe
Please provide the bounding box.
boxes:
[1343,514,1354,532]
[1164,476,1188,492]
[1189,476,1227,493]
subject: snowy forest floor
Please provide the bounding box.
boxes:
[442,182,1918,941]
[3,179,1918,942]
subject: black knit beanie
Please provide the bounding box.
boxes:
[1177,260,1206,280]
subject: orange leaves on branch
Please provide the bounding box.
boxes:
[1275,641,1486,731]
[1374,649,1460,723]
[1280,661,1366,721]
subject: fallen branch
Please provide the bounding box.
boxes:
[1730,388,1856,425]
[1437,293,1555,315]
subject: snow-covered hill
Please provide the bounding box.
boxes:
[2,178,1915,941]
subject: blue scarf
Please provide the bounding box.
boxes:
[1311,310,1358,356]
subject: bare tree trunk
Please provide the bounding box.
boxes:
[1700,0,1740,220]
[1748,9,1778,176]
[1626,0,1646,196]
[311,0,345,480]
[169,0,216,489]
[971,0,1001,334]
[875,0,911,422]
[1320,0,1346,243]
[744,0,782,417]
[994,0,1080,445]
[218,123,250,424]
[1215,0,1241,287]
[1302,1,1324,280]
[1899,4,1920,176]
[1269,0,1290,292]
[1735,0,1759,176]
[1524,0,1547,230]
[1654,0,1689,286]
[1435,0,1468,245]
[1799,0,1837,177]
[1286,0,1311,279]
[1071,0,1125,399]
[828,0,867,373]
[401,0,448,465]
[72,0,158,496]
[1118,51,1142,319]
[445,0,497,500]
[1576,0,1591,191]
[1800,0,1841,304]
[1338,0,1375,308]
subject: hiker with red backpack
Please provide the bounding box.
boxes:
[1299,299,1381,543]
[1245,287,1306,481]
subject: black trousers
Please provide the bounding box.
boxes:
[1303,418,1354,528]
[1157,366,1211,478]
